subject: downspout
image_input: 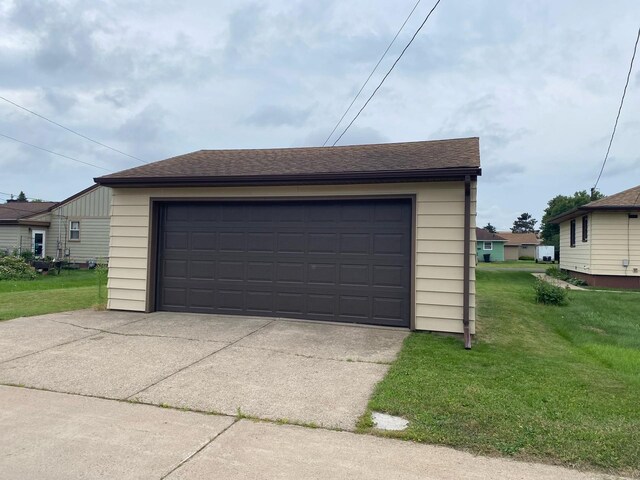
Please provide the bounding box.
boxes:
[463,175,472,349]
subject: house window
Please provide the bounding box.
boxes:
[69,221,80,241]
[582,215,588,242]
[483,241,493,250]
[570,219,576,247]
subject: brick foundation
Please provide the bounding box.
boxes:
[567,270,640,289]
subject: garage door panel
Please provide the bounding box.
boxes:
[372,265,405,288]
[163,259,188,278]
[373,233,407,255]
[276,292,305,315]
[247,262,274,282]
[192,232,216,251]
[218,261,244,281]
[219,232,245,252]
[190,260,215,280]
[277,233,305,253]
[339,264,369,286]
[246,291,274,313]
[340,234,370,254]
[308,263,337,285]
[247,232,276,252]
[340,295,371,319]
[373,297,405,323]
[165,232,189,250]
[156,199,411,327]
[162,287,187,308]
[217,289,244,310]
[308,233,338,254]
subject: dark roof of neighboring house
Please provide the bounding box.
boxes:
[476,228,507,242]
[497,232,540,246]
[0,201,58,224]
[548,184,640,224]
[94,138,481,187]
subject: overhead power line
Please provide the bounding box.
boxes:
[332,0,442,146]
[0,95,147,165]
[593,26,640,190]
[322,0,423,146]
[0,132,111,171]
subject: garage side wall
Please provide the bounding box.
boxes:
[107,182,477,334]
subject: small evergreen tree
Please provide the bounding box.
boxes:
[483,223,497,233]
[16,191,27,202]
[511,212,537,233]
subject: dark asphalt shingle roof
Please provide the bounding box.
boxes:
[476,228,507,241]
[0,202,58,221]
[95,138,481,186]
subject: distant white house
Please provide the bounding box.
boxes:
[0,185,112,265]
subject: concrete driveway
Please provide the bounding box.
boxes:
[0,311,624,479]
[0,310,407,429]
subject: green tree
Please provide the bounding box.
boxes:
[483,222,497,233]
[511,212,537,233]
[16,191,27,202]
[540,190,605,247]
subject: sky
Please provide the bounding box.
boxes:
[0,0,638,230]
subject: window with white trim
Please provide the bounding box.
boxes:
[483,241,493,250]
[69,221,80,241]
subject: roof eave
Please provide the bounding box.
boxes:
[548,205,640,224]
[95,167,482,187]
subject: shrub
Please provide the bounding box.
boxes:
[519,256,535,261]
[546,266,561,278]
[545,266,588,286]
[0,255,37,281]
[534,278,568,305]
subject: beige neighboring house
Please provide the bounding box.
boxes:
[95,138,481,343]
[549,184,640,289]
[497,232,540,260]
[0,201,58,257]
[0,185,112,265]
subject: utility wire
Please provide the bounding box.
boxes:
[0,95,147,165]
[0,132,111,171]
[332,0,442,146]
[593,26,640,190]
[322,0,423,146]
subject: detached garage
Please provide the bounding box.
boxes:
[95,138,480,345]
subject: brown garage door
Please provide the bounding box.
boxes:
[155,198,412,327]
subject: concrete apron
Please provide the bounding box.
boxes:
[0,386,623,480]
[0,310,408,429]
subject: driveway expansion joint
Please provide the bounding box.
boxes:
[125,319,278,401]
[0,315,154,366]
[160,418,240,479]
[51,320,229,344]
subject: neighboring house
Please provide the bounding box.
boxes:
[0,185,112,265]
[549,184,640,289]
[95,138,481,341]
[476,228,507,262]
[0,201,58,256]
[497,232,540,260]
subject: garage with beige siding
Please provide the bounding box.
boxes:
[96,138,481,342]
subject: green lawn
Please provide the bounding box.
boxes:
[0,270,106,321]
[362,271,640,476]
